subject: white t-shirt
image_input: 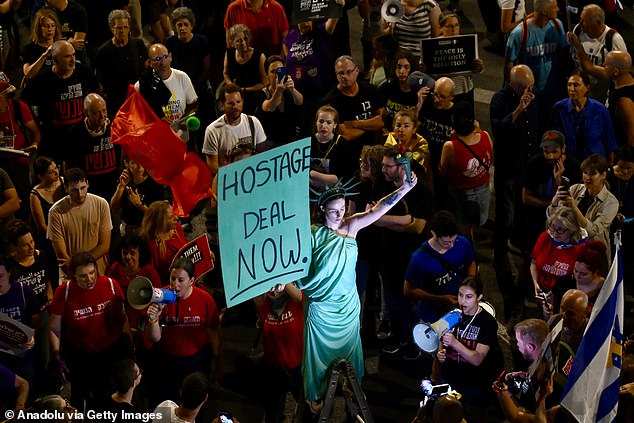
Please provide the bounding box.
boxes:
[134,69,197,123]
[152,400,192,423]
[498,0,526,25]
[574,24,627,66]
[202,113,267,167]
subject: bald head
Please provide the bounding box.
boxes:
[561,289,588,331]
[84,93,108,130]
[433,77,455,110]
[606,51,632,73]
[51,40,73,59]
[510,64,535,94]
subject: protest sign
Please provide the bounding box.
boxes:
[421,34,478,75]
[292,0,342,26]
[0,313,34,357]
[171,234,214,279]
[218,138,312,307]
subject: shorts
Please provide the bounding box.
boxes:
[449,184,491,227]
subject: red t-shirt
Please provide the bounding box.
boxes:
[531,231,583,292]
[106,262,162,330]
[0,99,35,167]
[257,295,304,371]
[224,0,289,57]
[50,276,126,353]
[157,286,220,357]
[447,131,492,190]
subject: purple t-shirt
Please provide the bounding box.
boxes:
[0,364,16,396]
[284,23,333,91]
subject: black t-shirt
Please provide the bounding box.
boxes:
[253,87,304,145]
[418,102,454,168]
[95,39,148,113]
[54,1,88,40]
[378,80,419,131]
[319,81,382,158]
[22,42,54,75]
[309,134,357,180]
[121,175,166,226]
[372,176,433,261]
[64,122,120,200]
[164,34,210,84]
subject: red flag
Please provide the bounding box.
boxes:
[111,88,212,217]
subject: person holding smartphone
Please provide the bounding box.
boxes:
[254,55,304,146]
[547,153,618,258]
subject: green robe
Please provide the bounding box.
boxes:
[296,224,364,401]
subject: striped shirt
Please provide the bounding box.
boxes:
[394,0,439,58]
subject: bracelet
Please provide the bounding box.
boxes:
[148,317,159,325]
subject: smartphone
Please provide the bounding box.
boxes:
[218,410,234,423]
[431,384,451,396]
[560,175,571,191]
[276,67,287,81]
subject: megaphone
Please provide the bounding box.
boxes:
[381,0,404,22]
[127,276,177,310]
[412,309,462,354]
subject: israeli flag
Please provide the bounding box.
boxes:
[561,234,623,422]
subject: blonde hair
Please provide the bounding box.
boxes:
[31,9,61,44]
[140,201,173,256]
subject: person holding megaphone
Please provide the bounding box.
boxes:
[435,277,502,423]
[144,258,223,407]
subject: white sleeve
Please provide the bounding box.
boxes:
[612,32,628,52]
[183,74,198,104]
[202,125,219,155]
[252,116,267,145]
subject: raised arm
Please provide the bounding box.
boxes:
[347,172,417,235]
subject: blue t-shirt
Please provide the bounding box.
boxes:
[405,235,475,322]
[505,19,567,97]
[0,282,40,325]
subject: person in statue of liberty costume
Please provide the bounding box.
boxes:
[278,163,417,413]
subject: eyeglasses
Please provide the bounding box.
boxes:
[151,54,169,63]
[433,92,452,100]
[381,163,400,169]
[548,224,569,234]
[336,68,357,77]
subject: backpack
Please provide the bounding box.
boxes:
[572,23,616,64]
[516,13,562,65]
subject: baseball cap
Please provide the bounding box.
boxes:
[0,72,15,96]
[407,71,435,91]
[540,130,565,148]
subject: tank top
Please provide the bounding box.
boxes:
[447,131,492,190]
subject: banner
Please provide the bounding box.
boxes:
[292,0,342,26]
[171,234,215,279]
[421,35,478,75]
[218,138,312,307]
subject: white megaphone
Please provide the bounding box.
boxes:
[381,0,404,22]
[412,309,462,354]
[127,276,177,310]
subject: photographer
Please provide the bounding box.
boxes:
[492,319,548,422]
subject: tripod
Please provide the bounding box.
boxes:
[319,359,373,423]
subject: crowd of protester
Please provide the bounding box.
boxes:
[0,0,632,421]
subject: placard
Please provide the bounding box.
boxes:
[0,313,34,357]
[292,0,343,26]
[218,138,312,307]
[421,34,478,75]
[171,234,214,279]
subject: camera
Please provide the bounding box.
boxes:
[421,379,452,398]
[505,373,530,395]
